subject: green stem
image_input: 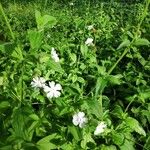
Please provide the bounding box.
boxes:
[99,94,103,120]
[44,0,48,11]
[0,3,15,40]
[107,0,149,75]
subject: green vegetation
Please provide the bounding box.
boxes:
[0,0,150,149]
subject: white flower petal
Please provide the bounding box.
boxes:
[73,115,79,126]
[47,92,54,98]
[78,112,85,118]
[49,81,55,88]
[55,84,62,91]
[94,122,107,135]
[53,91,61,98]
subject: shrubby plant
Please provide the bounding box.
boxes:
[0,0,150,149]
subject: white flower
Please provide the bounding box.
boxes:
[31,77,46,89]
[51,48,60,62]
[94,122,107,135]
[85,38,93,46]
[72,112,87,128]
[87,25,94,30]
[69,2,74,6]
[44,81,62,98]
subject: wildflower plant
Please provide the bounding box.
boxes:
[0,1,150,150]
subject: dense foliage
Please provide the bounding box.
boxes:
[0,0,150,149]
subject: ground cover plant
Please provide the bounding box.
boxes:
[0,0,150,149]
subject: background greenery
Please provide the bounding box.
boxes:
[0,0,150,149]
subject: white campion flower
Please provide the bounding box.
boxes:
[69,2,74,6]
[72,112,87,128]
[94,121,107,135]
[44,81,62,98]
[31,77,46,89]
[51,47,60,62]
[87,25,94,30]
[85,38,93,46]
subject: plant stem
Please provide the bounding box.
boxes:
[107,0,149,75]
[0,3,15,40]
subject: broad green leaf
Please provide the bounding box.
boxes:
[0,76,3,85]
[11,46,23,60]
[112,105,124,119]
[108,74,123,85]
[119,138,135,150]
[36,134,61,150]
[80,44,88,57]
[95,77,107,97]
[112,132,124,146]
[139,89,150,102]
[68,126,81,141]
[35,10,57,30]
[69,53,77,63]
[0,101,10,109]
[47,59,64,73]
[101,145,117,150]
[39,53,50,63]
[133,38,150,46]
[11,107,33,141]
[28,30,43,50]
[0,42,15,54]
[60,143,74,150]
[117,39,130,50]
[81,132,95,149]
[29,114,39,121]
[82,98,101,118]
[125,117,146,136]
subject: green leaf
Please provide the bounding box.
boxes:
[0,146,12,150]
[47,59,64,73]
[133,38,150,46]
[0,42,15,54]
[95,77,107,97]
[117,39,130,50]
[28,30,43,50]
[69,53,77,63]
[119,138,135,150]
[80,44,88,57]
[112,132,124,146]
[0,101,10,109]
[36,134,61,150]
[11,46,23,60]
[144,136,150,150]
[81,132,95,149]
[101,145,117,150]
[29,114,39,121]
[112,105,124,119]
[82,98,101,118]
[125,117,146,136]
[68,126,81,141]
[35,10,57,30]
[108,74,123,85]
[0,76,3,85]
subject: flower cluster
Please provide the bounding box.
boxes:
[72,111,107,135]
[31,48,107,136]
[31,77,62,99]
